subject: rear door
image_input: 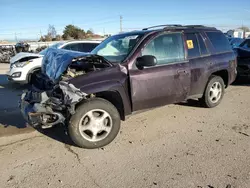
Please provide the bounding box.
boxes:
[129,32,191,111]
[205,31,236,83]
[184,32,213,97]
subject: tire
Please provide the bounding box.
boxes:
[200,75,225,108]
[68,98,121,149]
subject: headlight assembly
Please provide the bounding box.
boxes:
[13,60,31,68]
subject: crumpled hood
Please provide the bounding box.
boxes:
[10,52,43,64]
[42,48,106,83]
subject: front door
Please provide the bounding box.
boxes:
[129,32,191,111]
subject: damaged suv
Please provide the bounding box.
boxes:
[20,25,237,149]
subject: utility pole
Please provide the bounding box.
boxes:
[103,28,106,36]
[15,32,17,42]
[120,15,123,33]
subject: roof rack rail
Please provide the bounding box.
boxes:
[142,24,183,30]
[185,25,206,28]
[185,25,216,29]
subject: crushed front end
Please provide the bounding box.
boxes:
[19,81,87,129]
[19,48,112,129]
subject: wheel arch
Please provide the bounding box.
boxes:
[27,66,41,83]
[77,84,132,121]
[211,69,229,87]
[200,69,229,99]
[94,90,126,120]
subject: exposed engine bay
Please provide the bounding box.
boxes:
[62,55,112,80]
[20,48,113,129]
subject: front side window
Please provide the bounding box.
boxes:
[141,33,185,65]
[92,33,143,63]
[39,42,64,55]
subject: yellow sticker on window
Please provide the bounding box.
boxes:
[186,40,194,49]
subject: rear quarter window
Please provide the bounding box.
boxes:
[197,34,208,55]
[206,32,232,53]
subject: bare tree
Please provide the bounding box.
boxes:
[48,25,57,38]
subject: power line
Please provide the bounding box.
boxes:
[0,20,119,36]
[0,17,119,32]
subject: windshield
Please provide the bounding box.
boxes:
[39,42,65,55]
[91,33,143,63]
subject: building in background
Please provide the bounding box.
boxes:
[226,29,250,39]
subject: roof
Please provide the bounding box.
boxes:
[142,24,217,31]
[112,24,218,38]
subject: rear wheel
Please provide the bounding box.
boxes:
[200,76,225,108]
[68,98,121,149]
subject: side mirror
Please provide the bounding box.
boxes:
[136,55,157,70]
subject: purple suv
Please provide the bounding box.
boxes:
[20,25,237,148]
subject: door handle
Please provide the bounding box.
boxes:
[177,70,187,74]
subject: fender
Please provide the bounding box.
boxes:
[79,80,132,116]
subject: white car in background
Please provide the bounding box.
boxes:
[7,40,101,84]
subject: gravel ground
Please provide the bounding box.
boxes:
[0,63,249,188]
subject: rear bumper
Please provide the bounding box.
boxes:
[237,64,250,77]
[237,57,250,77]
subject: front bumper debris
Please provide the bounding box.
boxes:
[19,81,87,129]
[19,91,65,129]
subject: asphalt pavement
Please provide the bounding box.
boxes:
[0,63,249,188]
[0,63,33,136]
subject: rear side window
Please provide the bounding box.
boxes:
[197,34,208,55]
[63,43,80,51]
[206,32,232,53]
[186,33,200,58]
[79,43,99,52]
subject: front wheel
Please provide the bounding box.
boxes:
[68,98,121,149]
[200,76,225,108]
